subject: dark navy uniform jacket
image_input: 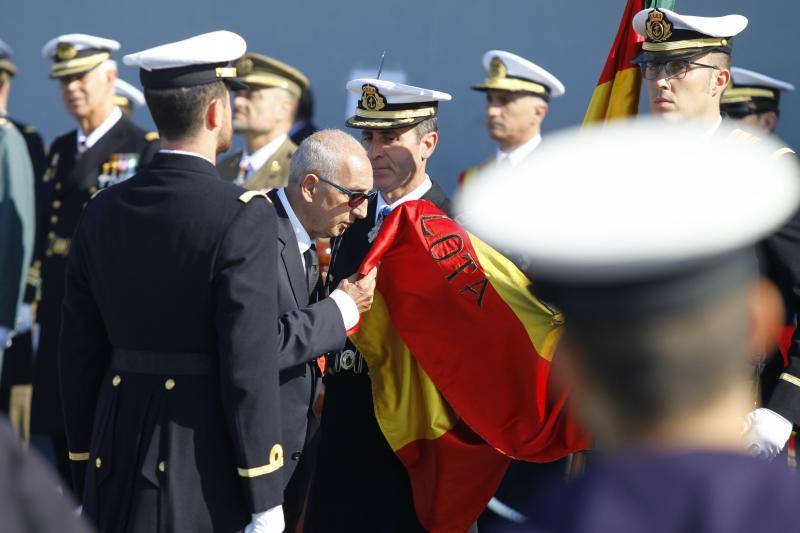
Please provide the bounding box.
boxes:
[59,152,283,532]
[33,116,158,436]
[305,180,452,533]
[492,451,800,533]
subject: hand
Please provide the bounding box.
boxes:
[244,505,285,533]
[16,304,33,333]
[743,408,793,459]
[337,267,377,314]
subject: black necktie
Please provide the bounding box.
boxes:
[303,244,320,299]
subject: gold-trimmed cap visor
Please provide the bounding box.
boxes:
[139,62,246,90]
[472,76,550,98]
[234,53,310,98]
[0,58,17,76]
[49,50,110,78]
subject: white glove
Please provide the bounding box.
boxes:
[743,408,793,459]
[0,326,9,349]
[244,504,284,533]
[15,304,33,334]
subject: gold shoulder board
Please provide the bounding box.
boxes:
[238,190,271,204]
[145,131,159,142]
[90,188,105,200]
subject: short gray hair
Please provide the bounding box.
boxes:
[289,129,366,185]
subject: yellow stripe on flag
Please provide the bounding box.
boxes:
[470,233,564,361]
[351,290,459,452]
[583,67,642,124]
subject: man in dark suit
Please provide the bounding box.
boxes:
[270,129,376,530]
[59,31,285,532]
[305,78,454,532]
[31,34,159,480]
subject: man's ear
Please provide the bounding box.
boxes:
[300,173,318,202]
[533,101,549,123]
[712,68,731,98]
[207,96,223,131]
[420,130,438,161]
[760,111,778,134]
[747,278,784,359]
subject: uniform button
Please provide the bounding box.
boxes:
[48,231,55,239]
[52,200,61,209]
[95,457,102,469]
[112,375,121,387]
[165,378,175,391]
[158,461,166,472]
[55,183,62,191]
[45,250,53,257]
[89,186,98,194]
[291,452,302,461]
[50,215,58,224]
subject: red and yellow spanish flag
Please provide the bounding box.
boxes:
[583,0,645,124]
[351,200,588,532]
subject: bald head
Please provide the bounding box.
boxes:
[286,129,373,238]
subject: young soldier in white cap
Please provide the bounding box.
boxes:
[59,31,284,532]
[31,33,159,485]
[218,53,310,190]
[113,77,145,118]
[632,7,747,131]
[459,50,564,188]
[305,78,455,533]
[632,7,800,464]
[722,67,795,135]
[460,120,800,532]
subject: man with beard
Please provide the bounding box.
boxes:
[219,53,309,191]
[32,34,159,483]
[459,50,564,189]
[305,78,454,532]
[59,31,285,532]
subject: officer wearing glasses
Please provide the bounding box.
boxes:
[632,7,800,465]
[267,128,377,531]
[631,7,747,132]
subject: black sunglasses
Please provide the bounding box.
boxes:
[317,176,377,208]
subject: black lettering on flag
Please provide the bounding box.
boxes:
[460,278,489,307]
[420,215,448,237]
[429,234,465,262]
[447,252,479,282]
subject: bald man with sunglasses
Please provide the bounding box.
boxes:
[267,129,376,530]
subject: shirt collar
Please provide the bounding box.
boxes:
[702,116,723,138]
[242,134,287,173]
[277,188,313,255]
[158,149,214,165]
[77,106,122,150]
[375,175,433,223]
[497,134,542,165]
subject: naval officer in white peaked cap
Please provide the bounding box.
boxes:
[458,118,800,531]
[722,67,795,135]
[60,30,286,533]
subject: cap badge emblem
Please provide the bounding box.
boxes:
[56,43,78,61]
[489,57,507,79]
[237,58,254,76]
[645,9,672,42]
[361,84,386,111]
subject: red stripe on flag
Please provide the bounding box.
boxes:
[595,0,645,86]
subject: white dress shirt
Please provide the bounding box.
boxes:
[277,189,359,330]
[496,134,541,166]
[702,116,723,138]
[375,175,433,224]
[77,106,122,152]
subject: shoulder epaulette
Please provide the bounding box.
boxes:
[773,147,796,158]
[238,190,271,204]
[145,131,159,142]
[23,125,36,134]
[90,188,105,200]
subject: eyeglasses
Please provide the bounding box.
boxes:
[317,176,377,208]
[639,59,719,80]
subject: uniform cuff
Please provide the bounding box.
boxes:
[329,289,360,331]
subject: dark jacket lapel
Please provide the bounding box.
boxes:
[63,116,132,193]
[270,190,308,308]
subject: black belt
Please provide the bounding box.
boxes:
[111,348,214,376]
